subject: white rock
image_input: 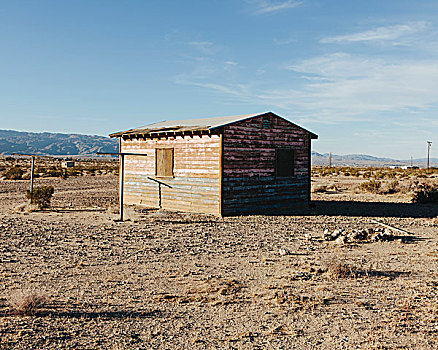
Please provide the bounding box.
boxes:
[335,236,346,245]
[279,248,289,256]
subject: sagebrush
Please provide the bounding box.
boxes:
[26,186,55,209]
[3,166,24,180]
[359,180,381,193]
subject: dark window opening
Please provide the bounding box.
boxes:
[276,148,295,177]
[155,148,174,177]
[262,116,271,129]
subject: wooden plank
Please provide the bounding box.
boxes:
[155,148,174,177]
[221,172,308,214]
[123,171,221,214]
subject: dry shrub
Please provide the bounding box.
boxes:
[26,185,54,209]
[358,179,381,193]
[8,289,48,315]
[325,258,363,279]
[394,179,416,194]
[3,166,24,180]
[362,170,372,178]
[385,180,400,194]
[411,183,438,203]
[46,167,68,179]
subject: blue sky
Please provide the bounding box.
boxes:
[0,0,437,159]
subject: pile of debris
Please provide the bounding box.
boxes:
[323,227,399,244]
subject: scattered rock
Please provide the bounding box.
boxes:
[323,226,398,243]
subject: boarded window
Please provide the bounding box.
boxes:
[276,149,295,177]
[155,148,174,177]
[262,116,271,129]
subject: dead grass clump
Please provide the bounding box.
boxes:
[8,289,48,315]
[2,166,24,180]
[358,179,381,193]
[325,258,363,279]
[385,180,400,194]
[270,289,331,311]
[14,202,28,212]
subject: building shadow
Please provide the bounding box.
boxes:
[2,308,164,319]
[296,200,438,219]
[53,208,106,213]
[45,309,163,319]
[221,201,437,218]
[365,270,410,279]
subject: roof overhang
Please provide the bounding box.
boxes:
[109,112,318,140]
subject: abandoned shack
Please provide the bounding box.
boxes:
[109,112,318,216]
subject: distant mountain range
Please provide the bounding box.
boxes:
[312,151,438,167]
[0,129,435,166]
[0,129,118,156]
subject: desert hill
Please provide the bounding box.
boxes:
[0,129,118,156]
[311,151,437,167]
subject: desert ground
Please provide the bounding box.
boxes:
[1,170,438,349]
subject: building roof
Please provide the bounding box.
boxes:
[109,112,318,139]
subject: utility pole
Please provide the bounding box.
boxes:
[411,156,413,168]
[329,152,332,168]
[427,141,432,171]
[30,156,35,198]
[12,153,45,201]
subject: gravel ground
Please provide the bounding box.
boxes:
[1,175,437,349]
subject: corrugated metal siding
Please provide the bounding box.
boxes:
[121,134,221,215]
[221,115,311,215]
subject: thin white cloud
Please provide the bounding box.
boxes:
[247,0,302,15]
[273,37,296,45]
[286,53,384,79]
[174,30,438,127]
[174,52,438,124]
[174,74,250,98]
[321,22,428,43]
[260,53,438,122]
[188,41,220,55]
